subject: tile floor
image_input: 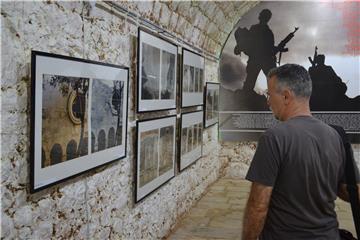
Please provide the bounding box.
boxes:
[166,178,356,240]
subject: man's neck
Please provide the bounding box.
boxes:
[283,101,312,121]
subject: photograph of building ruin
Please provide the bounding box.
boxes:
[139,129,159,187]
[91,79,124,153]
[41,74,89,168]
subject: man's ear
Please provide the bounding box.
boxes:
[283,89,292,104]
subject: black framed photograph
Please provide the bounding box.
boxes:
[205,82,220,128]
[181,48,205,107]
[137,28,178,112]
[180,111,203,171]
[30,51,129,192]
[135,115,176,202]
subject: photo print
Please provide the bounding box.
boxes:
[180,111,203,171]
[205,82,220,128]
[31,51,128,192]
[91,79,124,153]
[138,29,177,112]
[136,116,176,202]
[219,2,359,140]
[42,74,89,168]
[181,48,205,107]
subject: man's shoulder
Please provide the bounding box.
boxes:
[265,117,338,137]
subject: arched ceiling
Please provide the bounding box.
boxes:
[111,1,259,57]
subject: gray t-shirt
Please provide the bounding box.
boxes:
[246,116,346,240]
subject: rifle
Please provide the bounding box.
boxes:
[277,27,299,65]
[308,46,318,67]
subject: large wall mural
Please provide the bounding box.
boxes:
[220,1,359,141]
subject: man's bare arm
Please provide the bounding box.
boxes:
[337,183,360,202]
[242,182,273,240]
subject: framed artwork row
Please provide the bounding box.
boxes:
[29,29,217,194]
[180,111,203,171]
[135,115,177,202]
[31,51,129,192]
[137,28,178,112]
[205,82,220,128]
[181,49,205,108]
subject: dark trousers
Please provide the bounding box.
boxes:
[243,58,276,91]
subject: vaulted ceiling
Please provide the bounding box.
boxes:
[109,1,259,57]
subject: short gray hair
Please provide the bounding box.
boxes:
[267,64,312,98]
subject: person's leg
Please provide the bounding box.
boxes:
[243,60,261,92]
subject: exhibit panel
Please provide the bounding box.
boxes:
[180,111,203,171]
[31,51,129,192]
[137,28,178,112]
[135,115,177,202]
[219,1,360,141]
[181,49,205,108]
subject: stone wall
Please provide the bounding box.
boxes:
[0,2,233,239]
[222,141,360,179]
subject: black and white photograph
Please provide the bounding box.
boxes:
[141,42,160,100]
[181,49,205,107]
[136,116,176,202]
[138,29,177,112]
[159,126,175,176]
[205,82,220,128]
[31,51,129,192]
[219,1,359,140]
[180,111,203,171]
[161,51,176,99]
[91,79,124,153]
[139,129,159,188]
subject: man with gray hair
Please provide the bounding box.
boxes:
[242,64,358,239]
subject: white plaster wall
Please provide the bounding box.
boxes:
[1,2,223,239]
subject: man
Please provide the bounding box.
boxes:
[238,9,277,92]
[242,64,359,240]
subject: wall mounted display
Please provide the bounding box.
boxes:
[30,51,129,192]
[219,1,359,141]
[180,111,203,171]
[137,28,177,112]
[205,82,220,128]
[181,49,205,107]
[135,115,176,202]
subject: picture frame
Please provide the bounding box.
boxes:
[137,28,178,112]
[135,115,176,202]
[204,82,220,128]
[181,48,205,108]
[179,111,203,171]
[30,51,129,192]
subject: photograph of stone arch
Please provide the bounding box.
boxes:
[180,111,203,171]
[136,116,176,202]
[31,51,129,192]
[138,29,177,112]
[91,79,124,153]
[41,74,89,168]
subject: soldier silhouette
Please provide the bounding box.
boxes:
[309,54,346,110]
[234,9,277,93]
[308,53,359,111]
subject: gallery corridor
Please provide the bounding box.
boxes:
[166,178,356,240]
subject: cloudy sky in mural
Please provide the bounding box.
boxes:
[222,1,359,97]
